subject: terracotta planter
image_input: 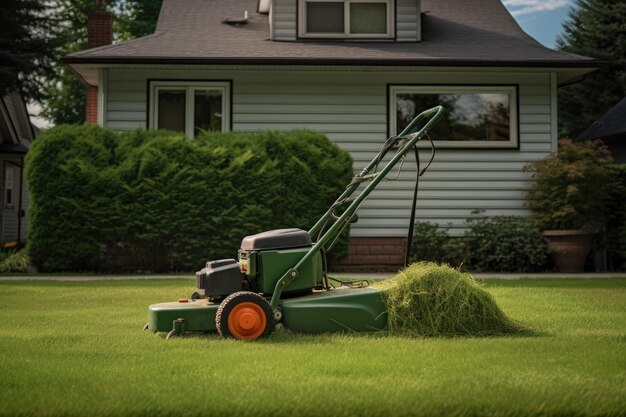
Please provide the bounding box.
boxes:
[542,230,594,273]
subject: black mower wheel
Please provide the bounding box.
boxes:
[215,291,275,340]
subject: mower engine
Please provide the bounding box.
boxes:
[195,228,324,300]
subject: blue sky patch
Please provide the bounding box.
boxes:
[501,0,575,48]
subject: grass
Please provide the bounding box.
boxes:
[0,278,625,417]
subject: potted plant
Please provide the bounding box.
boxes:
[525,139,614,272]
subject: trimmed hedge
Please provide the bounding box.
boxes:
[26,126,353,272]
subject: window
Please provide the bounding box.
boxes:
[389,86,518,149]
[4,165,14,208]
[298,0,394,39]
[149,81,231,137]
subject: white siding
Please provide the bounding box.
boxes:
[105,67,556,237]
[272,0,297,41]
[396,0,420,41]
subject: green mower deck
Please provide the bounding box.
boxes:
[148,286,387,337]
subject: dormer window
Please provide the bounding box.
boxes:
[298,0,394,39]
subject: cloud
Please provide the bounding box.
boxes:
[27,102,53,129]
[502,0,571,16]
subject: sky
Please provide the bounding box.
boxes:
[501,0,576,49]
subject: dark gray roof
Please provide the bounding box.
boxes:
[0,91,35,148]
[64,0,595,67]
[576,98,626,142]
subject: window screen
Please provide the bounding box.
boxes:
[306,2,344,33]
[350,2,387,34]
[157,90,186,133]
[194,90,223,136]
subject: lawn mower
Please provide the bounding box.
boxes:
[145,105,444,340]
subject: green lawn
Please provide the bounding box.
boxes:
[1,279,625,417]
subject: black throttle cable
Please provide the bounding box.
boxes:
[404,136,436,268]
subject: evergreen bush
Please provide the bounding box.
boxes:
[26,124,122,271]
[408,214,550,272]
[26,126,353,272]
[463,211,550,273]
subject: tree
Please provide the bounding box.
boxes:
[41,0,162,125]
[40,0,97,125]
[0,0,60,100]
[117,0,163,40]
[43,70,87,124]
[557,0,626,138]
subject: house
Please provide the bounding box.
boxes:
[575,97,626,163]
[63,0,598,271]
[0,90,34,246]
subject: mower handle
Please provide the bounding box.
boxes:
[308,105,444,238]
[270,105,445,311]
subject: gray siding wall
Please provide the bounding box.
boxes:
[0,158,27,243]
[105,67,556,237]
[396,0,420,41]
[272,0,297,40]
[272,0,421,41]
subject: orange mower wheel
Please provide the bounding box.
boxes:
[216,291,275,340]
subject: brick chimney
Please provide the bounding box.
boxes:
[85,0,112,124]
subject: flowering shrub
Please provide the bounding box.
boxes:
[524,139,614,230]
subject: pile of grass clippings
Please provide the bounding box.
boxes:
[374,262,526,337]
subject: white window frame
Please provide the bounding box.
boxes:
[298,0,394,39]
[389,85,519,149]
[149,81,231,138]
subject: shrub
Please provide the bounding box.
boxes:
[408,221,466,267]
[464,211,550,273]
[524,139,615,230]
[374,262,526,336]
[0,250,30,273]
[26,126,353,272]
[408,214,550,273]
[26,124,121,272]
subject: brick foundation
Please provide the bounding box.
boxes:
[330,237,406,272]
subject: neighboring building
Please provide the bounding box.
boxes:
[64,0,598,271]
[0,91,34,245]
[575,98,626,163]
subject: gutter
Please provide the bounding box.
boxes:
[62,55,605,69]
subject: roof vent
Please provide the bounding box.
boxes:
[223,10,249,26]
